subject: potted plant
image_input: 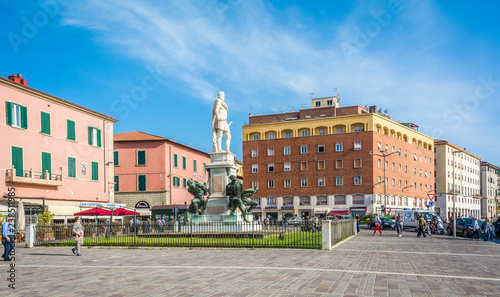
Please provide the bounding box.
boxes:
[38,211,55,240]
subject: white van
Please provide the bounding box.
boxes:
[395,209,442,230]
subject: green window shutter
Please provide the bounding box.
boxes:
[88,127,93,145]
[11,146,23,177]
[91,161,98,181]
[183,178,187,188]
[193,160,197,172]
[5,102,12,125]
[68,157,76,178]
[41,112,50,134]
[97,129,101,147]
[42,152,51,179]
[174,154,178,167]
[67,120,75,141]
[113,151,119,166]
[21,105,27,129]
[114,176,119,192]
[182,157,186,170]
[137,151,146,165]
[138,175,146,191]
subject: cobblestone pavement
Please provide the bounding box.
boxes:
[2,226,500,297]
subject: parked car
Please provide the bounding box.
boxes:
[368,217,395,230]
[447,218,483,237]
[287,217,304,226]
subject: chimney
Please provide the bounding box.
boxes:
[8,73,27,86]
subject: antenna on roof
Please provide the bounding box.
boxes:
[249,105,253,116]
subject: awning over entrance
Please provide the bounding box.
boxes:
[314,207,330,214]
[330,209,348,215]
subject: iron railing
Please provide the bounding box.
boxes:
[35,221,322,249]
[330,219,356,245]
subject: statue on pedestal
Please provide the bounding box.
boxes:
[212,91,232,152]
[187,179,208,215]
[226,175,259,222]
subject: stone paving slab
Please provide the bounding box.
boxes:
[1,226,500,296]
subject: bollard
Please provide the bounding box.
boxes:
[25,224,35,248]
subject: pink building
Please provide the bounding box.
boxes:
[113,131,210,215]
[1,74,117,220]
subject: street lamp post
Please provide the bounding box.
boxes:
[452,150,462,238]
[370,148,401,215]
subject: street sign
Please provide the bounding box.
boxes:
[428,193,435,200]
[428,201,435,207]
[80,202,126,208]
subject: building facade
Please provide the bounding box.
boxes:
[434,140,481,220]
[242,97,435,220]
[480,161,500,219]
[1,74,117,220]
[113,131,210,216]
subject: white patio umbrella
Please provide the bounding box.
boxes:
[17,200,25,230]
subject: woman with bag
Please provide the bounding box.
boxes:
[72,216,84,256]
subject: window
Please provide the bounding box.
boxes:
[301,130,308,136]
[354,125,362,132]
[354,176,362,185]
[318,177,325,187]
[405,165,408,173]
[284,146,290,155]
[251,148,258,157]
[385,144,389,152]
[40,112,51,135]
[68,157,76,178]
[318,128,325,135]
[318,144,325,153]
[252,180,258,188]
[327,100,333,106]
[335,142,343,151]
[253,134,259,140]
[173,176,180,187]
[91,161,98,181]
[88,127,101,147]
[284,162,291,171]
[392,162,395,170]
[353,195,364,205]
[398,164,401,172]
[193,160,197,172]
[419,155,422,162]
[378,159,382,168]
[174,154,178,167]
[268,163,274,172]
[300,145,307,154]
[42,152,52,179]
[284,179,291,188]
[11,146,23,177]
[392,146,395,153]
[425,156,427,163]
[252,164,258,173]
[67,120,75,141]
[267,147,274,156]
[318,160,325,170]
[336,176,343,186]
[354,158,362,168]
[182,156,186,169]
[354,141,361,150]
[300,161,308,170]
[285,132,291,138]
[378,142,382,150]
[267,197,276,205]
[113,151,119,166]
[268,179,274,188]
[392,179,395,187]
[414,168,417,175]
[336,127,343,134]
[414,153,417,161]
[315,101,321,107]
[419,169,422,176]
[399,180,402,188]
[301,178,308,187]
[183,178,187,188]
[137,150,146,165]
[5,102,27,129]
[405,150,407,158]
[268,132,275,139]
[335,195,346,204]
[114,176,119,192]
[138,175,146,191]
[335,159,343,169]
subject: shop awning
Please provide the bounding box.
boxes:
[314,207,330,214]
[330,209,348,215]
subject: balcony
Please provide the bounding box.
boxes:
[6,166,63,186]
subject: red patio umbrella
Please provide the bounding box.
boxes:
[112,208,140,216]
[74,207,112,216]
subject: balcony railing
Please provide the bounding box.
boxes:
[317,201,328,205]
[300,202,310,206]
[284,202,293,206]
[6,166,63,186]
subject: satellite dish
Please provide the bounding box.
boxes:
[384,109,389,114]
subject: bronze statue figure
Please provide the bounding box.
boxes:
[187,179,208,215]
[226,175,259,222]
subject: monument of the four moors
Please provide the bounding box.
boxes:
[185,91,259,230]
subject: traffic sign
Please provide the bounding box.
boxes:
[428,193,435,200]
[428,201,435,207]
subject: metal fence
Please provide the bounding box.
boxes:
[35,221,322,249]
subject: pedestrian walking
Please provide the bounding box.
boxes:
[395,213,404,237]
[264,216,270,230]
[471,217,481,241]
[372,214,382,236]
[355,214,360,233]
[1,216,15,261]
[71,216,84,256]
[417,214,427,238]
[482,218,493,241]
[178,215,183,232]
[283,216,287,228]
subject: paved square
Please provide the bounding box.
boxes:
[2,227,500,296]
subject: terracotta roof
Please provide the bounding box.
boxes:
[0,76,117,122]
[114,131,167,141]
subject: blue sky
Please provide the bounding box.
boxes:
[2,0,499,165]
